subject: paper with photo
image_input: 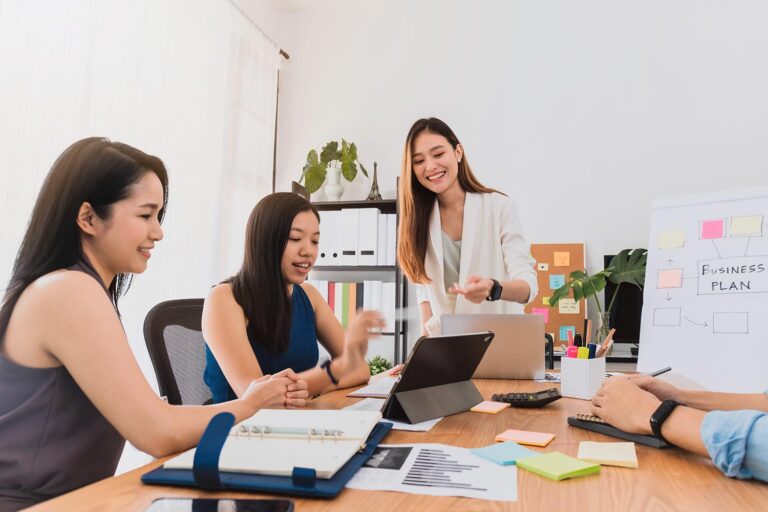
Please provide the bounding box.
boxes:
[346,443,517,501]
[344,398,443,431]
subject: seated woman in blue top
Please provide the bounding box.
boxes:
[203,192,381,402]
[592,375,768,482]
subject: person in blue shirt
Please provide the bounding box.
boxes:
[202,192,384,403]
[592,376,768,482]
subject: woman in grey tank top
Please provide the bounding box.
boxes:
[0,138,309,511]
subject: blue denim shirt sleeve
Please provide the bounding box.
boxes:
[700,394,768,482]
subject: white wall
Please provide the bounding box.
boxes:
[1,0,282,471]
[273,0,768,330]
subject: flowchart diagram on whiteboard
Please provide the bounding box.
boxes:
[637,187,768,392]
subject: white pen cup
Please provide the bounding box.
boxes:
[560,357,606,400]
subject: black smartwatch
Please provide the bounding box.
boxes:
[321,359,339,385]
[650,399,679,444]
[486,279,503,301]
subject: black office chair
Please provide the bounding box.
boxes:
[143,298,212,405]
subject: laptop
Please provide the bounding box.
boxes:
[441,314,545,379]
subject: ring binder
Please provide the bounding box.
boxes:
[233,424,350,441]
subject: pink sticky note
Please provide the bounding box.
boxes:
[532,307,549,324]
[495,429,556,447]
[471,401,511,414]
[701,219,724,239]
[657,268,683,289]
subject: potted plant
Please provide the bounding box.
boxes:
[548,248,647,344]
[299,139,369,200]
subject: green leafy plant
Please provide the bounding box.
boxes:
[367,355,393,376]
[549,248,648,340]
[299,139,369,193]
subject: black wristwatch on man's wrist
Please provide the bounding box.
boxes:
[650,399,679,444]
[486,279,503,301]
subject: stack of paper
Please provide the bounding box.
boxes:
[516,452,600,481]
[577,441,638,468]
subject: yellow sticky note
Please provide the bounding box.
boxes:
[657,268,683,289]
[731,216,763,237]
[558,298,579,314]
[577,441,638,469]
[658,229,685,249]
[542,296,551,306]
[553,252,570,267]
[471,401,511,414]
[495,429,555,447]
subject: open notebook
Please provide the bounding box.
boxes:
[164,409,382,479]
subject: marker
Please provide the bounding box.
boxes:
[647,366,672,378]
[574,333,583,348]
[587,343,597,359]
[567,329,575,347]
[567,346,579,358]
[577,347,589,359]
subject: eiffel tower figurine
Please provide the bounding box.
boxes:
[366,161,382,201]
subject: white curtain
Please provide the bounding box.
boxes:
[0,0,281,471]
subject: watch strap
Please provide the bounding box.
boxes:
[650,399,679,444]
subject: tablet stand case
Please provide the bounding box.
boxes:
[382,332,493,424]
[142,412,393,498]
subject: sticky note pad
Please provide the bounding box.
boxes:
[532,307,549,324]
[471,401,510,414]
[558,298,579,314]
[537,263,549,271]
[657,229,685,249]
[731,216,763,237]
[553,251,570,267]
[517,452,600,481]
[495,429,555,447]
[559,326,575,342]
[542,296,550,306]
[549,274,565,289]
[577,441,638,468]
[471,441,538,466]
[657,268,683,289]
[701,219,724,239]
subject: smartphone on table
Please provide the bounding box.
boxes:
[144,498,294,512]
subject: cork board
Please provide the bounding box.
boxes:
[525,243,587,344]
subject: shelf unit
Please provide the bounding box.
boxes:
[310,199,408,364]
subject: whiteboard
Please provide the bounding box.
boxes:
[637,187,768,393]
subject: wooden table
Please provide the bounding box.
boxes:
[28,380,768,511]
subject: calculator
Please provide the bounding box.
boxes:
[491,388,562,408]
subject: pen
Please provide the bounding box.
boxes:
[647,367,672,378]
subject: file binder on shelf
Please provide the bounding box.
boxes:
[142,412,393,498]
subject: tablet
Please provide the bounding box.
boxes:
[381,332,494,423]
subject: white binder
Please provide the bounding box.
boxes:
[377,214,388,265]
[339,209,360,266]
[357,208,380,266]
[386,214,397,266]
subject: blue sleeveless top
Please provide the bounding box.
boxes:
[204,284,319,403]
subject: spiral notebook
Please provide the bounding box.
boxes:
[163,409,382,479]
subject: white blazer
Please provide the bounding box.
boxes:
[415,192,538,331]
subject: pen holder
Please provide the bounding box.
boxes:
[560,357,606,400]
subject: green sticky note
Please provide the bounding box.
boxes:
[471,442,538,466]
[517,452,600,481]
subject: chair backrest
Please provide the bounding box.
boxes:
[143,299,212,405]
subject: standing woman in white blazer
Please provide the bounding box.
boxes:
[397,117,538,335]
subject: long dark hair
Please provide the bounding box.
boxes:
[228,193,319,353]
[397,117,499,283]
[0,137,169,341]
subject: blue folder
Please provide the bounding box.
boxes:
[141,412,392,498]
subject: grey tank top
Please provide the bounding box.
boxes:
[0,261,125,511]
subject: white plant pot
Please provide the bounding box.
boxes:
[324,165,344,201]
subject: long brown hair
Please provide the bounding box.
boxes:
[397,117,499,284]
[227,193,319,352]
[0,137,168,342]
